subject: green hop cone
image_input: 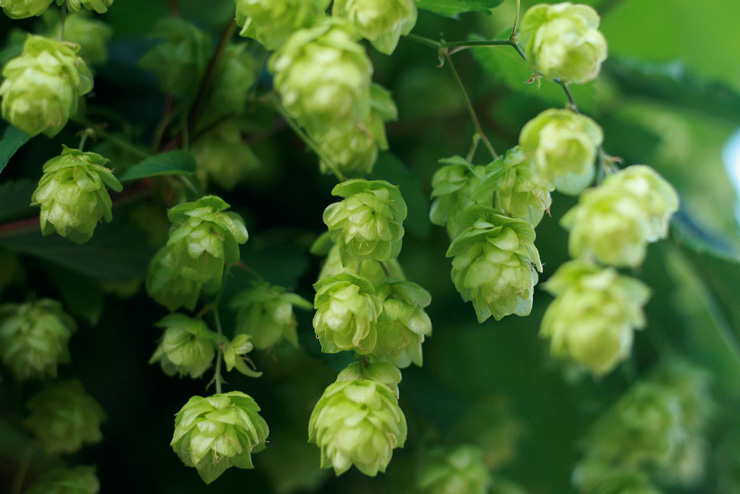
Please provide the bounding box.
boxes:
[0,299,76,381]
[61,0,113,14]
[146,196,248,311]
[24,380,105,454]
[270,19,373,132]
[149,314,217,379]
[312,272,383,354]
[32,146,122,245]
[573,458,663,494]
[540,261,650,376]
[323,179,407,264]
[0,35,93,137]
[235,0,330,50]
[60,11,112,65]
[333,0,417,55]
[519,108,603,195]
[648,359,712,433]
[171,392,269,484]
[191,121,261,190]
[0,0,52,19]
[520,2,608,84]
[336,360,402,396]
[317,240,405,282]
[417,444,491,494]
[446,206,542,323]
[309,379,407,476]
[230,281,312,350]
[372,279,432,368]
[222,334,261,378]
[26,466,99,494]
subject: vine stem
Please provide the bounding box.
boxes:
[512,0,522,38]
[212,294,225,395]
[58,4,67,41]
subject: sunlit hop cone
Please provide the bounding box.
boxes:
[0,299,76,381]
[236,0,329,50]
[0,35,93,137]
[317,241,405,283]
[231,281,312,350]
[520,2,608,84]
[482,146,552,226]
[312,272,383,354]
[270,19,373,132]
[62,0,113,14]
[0,0,52,18]
[309,379,407,476]
[24,380,105,454]
[32,146,122,245]
[417,444,491,494]
[372,279,432,368]
[336,360,402,397]
[447,206,542,323]
[146,196,248,311]
[540,260,650,376]
[519,108,603,195]
[171,392,269,484]
[26,466,100,494]
[323,179,407,264]
[54,10,113,65]
[191,122,261,190]
[333,0,417,55]
[149,314,217,379]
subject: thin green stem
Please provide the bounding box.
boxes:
[213,296,225,395]
[78,128,94,151]
[179,175,202,199]
[512,0,522,38]
[555,78,579,112]
[466,134,481,162]
[404,33,442,49]
[445,39,514,49]
[58,4,67,41]
[11,448,32,494]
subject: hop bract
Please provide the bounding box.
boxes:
[62,0,113,14]
[417,445,491,494]
[0,35,93,137]
[191,122,261,190]
[309,379,407,476]
[446,207,542,323]
[520,2,607,84]
[24,380,105,454]
[519,109,603,195]
[317,241,405,283]
[333,0,417,55]
[32,146,122,245]
[540,261,650,376]
[323,179,407,264]
[236,0,330,50]
[146,196,248,311]
[26,466,99,494]
[573,459,663,494]
[231,281,312,350]
[171,392,269,484]
[149,314,217,378]
[0,0,52,19]
[312,272,382,354]
[336,360,402,397]
[59,11,113,65]
[0,299,76,381]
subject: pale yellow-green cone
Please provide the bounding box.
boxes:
[519,108,603,195]
[149,314,217,379]
[0,0,52,18]
[235,0,330,50]
[417,444,491,494]
[336,360,402,397]
[171,392,269,484]
[60,0,113,14]
[191,121,261,190]
[24,380,105,454]
[333,0,417,55]
[0,299,76,381]
[573,458,664,494]
[0,35,93,137]
[32,146,122,245]
[520,2,607,84]
[59,11,113,64]
[309,379,407,476]
[541,260,650,376]
[317,241,405,282]
[648,359,712,434]
[26,466,99,494]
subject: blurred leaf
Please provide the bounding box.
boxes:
[416,0,503,18]
[0,180,35,223]
[0,125,30,175]
[117,150,197,182]
[671,211,740,263]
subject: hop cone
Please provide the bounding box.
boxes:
[191,121,261,190]
[417,445,491,494]
[333,0,417,54]
[336,360,402,397]
[0,299,76,381]
[317,241,404,283]
[309,379,407,476]
[149,314,217,379]
[0,0,52,19]
[573,459,663,494]
[26,466,99,494]
[447,207,542,322]
[32,146,122,244]
[24,380,105,454]
[0,35,93,137]
[171,392,269,484]
[236,0,329,50]
[55,10,113,64]
[62,0,113,14]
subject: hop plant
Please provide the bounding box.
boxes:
[24,380,106,454]
[0,299,76,381]
[61,0,113,14]
[573,459,663,494]
[149,314,217,379]
[446,207,542,322]
[171,392,269,484]
[519,109,603,195]
[26,466,99,494]
[146,196,248,311]
[317,241,405,283]
[58,11,113,64]
[230,281,312,350]
[336,360,402,397]
[312,272,383,354]
[0,35,93,137]
[323,179,407,264]
[191,122,261,190]
[235,0,330,50]
[520,2,608,84]
[417,444,491,494]
[540,261,650,376]
[333,0,417,55]
[32,146,123,245]
[309,379,407,476]
[0,0,52,19]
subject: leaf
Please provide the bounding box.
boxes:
[0,125,30,176]
[416,0,503,18]
[117,150,197,182]
[0,180,35,223]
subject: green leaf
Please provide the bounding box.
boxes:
[0,125,30,176]
[416,0,503,18]
[117,151,197,182]
[0,180,35,223]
